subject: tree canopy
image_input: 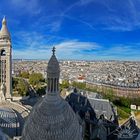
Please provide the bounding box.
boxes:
[19,71,30,79]
[17,79,29,96]
[29,73,44,86]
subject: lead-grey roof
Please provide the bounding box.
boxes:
[0,107,16,138]
[66,92,116,121]
[0,128,9,140]
[108,117,139,140]
[22,95,82,140]
[88,98,115,120]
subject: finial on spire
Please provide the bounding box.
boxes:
[2,16,6,25]
[52,47,55,55]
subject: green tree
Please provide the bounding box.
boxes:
[17,79,29,96]
[131,98,140,106]
[12,77,19,90]
[113,97,131,108]
[29,73,44,86]
[61,80,69,88]
[72,81,86,89]
[19,71,29,79]
[36,86,46,96]
[102,88,115,101]
[117,107,130,119]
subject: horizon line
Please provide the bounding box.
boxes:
[12,58,140,62]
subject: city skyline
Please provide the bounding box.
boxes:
[0,0,140,60]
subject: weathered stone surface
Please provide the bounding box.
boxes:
[0,84,5,102]
[22,95,82,140]
[22,48,82,140]
[0,17,12,100]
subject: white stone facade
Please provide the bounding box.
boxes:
[0,17,12,100]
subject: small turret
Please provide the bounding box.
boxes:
[47,47,60,93]
[0,17,10,40]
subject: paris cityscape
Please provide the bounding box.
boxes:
[1,0,140,140]
[13,60,140,88]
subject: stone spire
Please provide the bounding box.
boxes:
[22,48,83,140]
[47,47,60,94]
[0,17,10,40]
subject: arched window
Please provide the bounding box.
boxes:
[1,49,6,56]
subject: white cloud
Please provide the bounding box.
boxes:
[62,15,95,31]
[95,0,140,31]
[95,43,140,60]
[10,0,41,15]
[13,40,101,59]
[62,0,140,31]
[56,40,99,50]
[80,0,94,5]
[12,37,140,60]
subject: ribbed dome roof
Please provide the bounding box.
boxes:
[0,17,10,39]
[22,95,82,140]
[22,48,82,140]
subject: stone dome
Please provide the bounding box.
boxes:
[22,95,82,140]
[22,48,83,140]
[0,17,10,39]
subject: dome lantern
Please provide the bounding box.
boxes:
[22,48,83,140]
[47,47,60,94]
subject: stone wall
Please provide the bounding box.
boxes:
[86,82,140,98]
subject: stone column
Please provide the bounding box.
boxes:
[0,83,5,102]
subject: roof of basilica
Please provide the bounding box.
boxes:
[0,102,30,138]
[0,128,9,140]
[0,107,17,138]
[22,48,82,140]
[66,91,117,122]
[108,117,140,140]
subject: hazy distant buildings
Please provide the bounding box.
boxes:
[13,60,140,89]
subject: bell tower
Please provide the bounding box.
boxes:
[0,17,12,100]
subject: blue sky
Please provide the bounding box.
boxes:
[0,0,140,60]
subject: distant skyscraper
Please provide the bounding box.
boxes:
[0,17,12,100]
